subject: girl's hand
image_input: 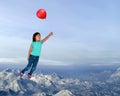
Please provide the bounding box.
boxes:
[50,32,53,36]
[27,56,30,60]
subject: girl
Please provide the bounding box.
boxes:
[20,32,53,79]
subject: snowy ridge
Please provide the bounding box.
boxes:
[1,68,120,96]
[54,90,74,96]
[0,68,77,96]
[107,67,120,83]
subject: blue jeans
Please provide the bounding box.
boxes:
[21,55,39,75]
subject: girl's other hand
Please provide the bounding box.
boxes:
[27,56,30,60]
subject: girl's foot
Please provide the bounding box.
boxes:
[28,74,31,79]
[20,72,24,78]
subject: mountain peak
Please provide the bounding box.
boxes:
[54,90,74,96]
[107,67,120,83]
[0,69,77,96]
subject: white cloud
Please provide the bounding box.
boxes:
[40,59,68,66]
[0,57,26,64]
[0,35,120,66]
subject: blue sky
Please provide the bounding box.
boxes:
[0,0,120,66]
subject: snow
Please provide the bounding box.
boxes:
[0,68,76,96]
[33,92,46,96]
[0,68,120,96]
[107,67,120,83]
[54,90,74,96]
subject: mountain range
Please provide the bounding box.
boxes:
[0,67,120,96]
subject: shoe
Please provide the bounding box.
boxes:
[20,72,23,78]
[28,74,31,79]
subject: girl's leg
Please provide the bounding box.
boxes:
[21,55,34,74]
[28,56,39,76]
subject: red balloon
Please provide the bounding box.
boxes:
[36,9,47,19]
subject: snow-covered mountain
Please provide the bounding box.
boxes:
[1,68,120,96]
[107,67,120,83]
[54,90,74,96]
[0,68,78,96]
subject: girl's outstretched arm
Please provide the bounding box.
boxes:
[42,32,53,43]
[27,46,32,60]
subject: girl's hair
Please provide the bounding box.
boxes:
[32,32,41,42]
